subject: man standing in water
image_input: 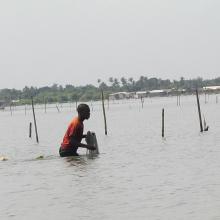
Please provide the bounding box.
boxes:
[59,103,96,157]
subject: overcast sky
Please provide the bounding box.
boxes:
[0,0,220,89]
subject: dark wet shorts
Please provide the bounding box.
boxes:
[59,147,79,157]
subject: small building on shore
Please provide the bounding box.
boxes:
[166,88,187,96]
[135,91,148,99]
[203,86,220,92]
[149,90,167,97]
[109,88,189,100]
[109,92,131,100]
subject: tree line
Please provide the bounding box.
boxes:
[0,76,220,105]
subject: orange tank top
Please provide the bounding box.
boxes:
[61,117,84,150]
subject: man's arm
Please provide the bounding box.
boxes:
[82,134,87,139]
[70,136,96,150]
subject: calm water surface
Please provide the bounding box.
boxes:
[0,95,220,220]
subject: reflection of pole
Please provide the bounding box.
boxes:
[162,108,164,137]
[101,90,107,135]
[196,89,203,132]
[31,97,39,143]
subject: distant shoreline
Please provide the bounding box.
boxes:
[0,76,220,105]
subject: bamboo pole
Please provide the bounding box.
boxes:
[31,97,39,143]
[195,89,203,132]
[29,122,32,138]
[101,90,107,135]
[162,108,165,137]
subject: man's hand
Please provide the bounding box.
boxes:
[87,145,96,151]
[82,134,87,139]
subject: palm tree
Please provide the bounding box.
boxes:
[97,79,101,84]
[120,77,128,90]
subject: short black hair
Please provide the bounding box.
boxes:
[77,103,90,113]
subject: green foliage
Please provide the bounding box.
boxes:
[0,76,219,105]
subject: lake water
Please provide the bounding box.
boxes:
[0,94,220,220]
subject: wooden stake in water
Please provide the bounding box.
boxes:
[10,103,12,116]
[177,94,181,106]
[90,100,94,112]
[75,100,78,111]
[205,91,207,104]
[195,89,203,132]
[56,104,60,113]
[31,97,39,143]
[162,108,165,137]
[44,99,47,113]
[101,90,107,135]
[141,97,144,108]
[29,122,32,138]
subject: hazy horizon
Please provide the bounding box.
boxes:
[0,0,219,89]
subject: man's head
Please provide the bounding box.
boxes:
[77,104,90,120]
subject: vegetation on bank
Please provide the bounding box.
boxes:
[0,76,220,105]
